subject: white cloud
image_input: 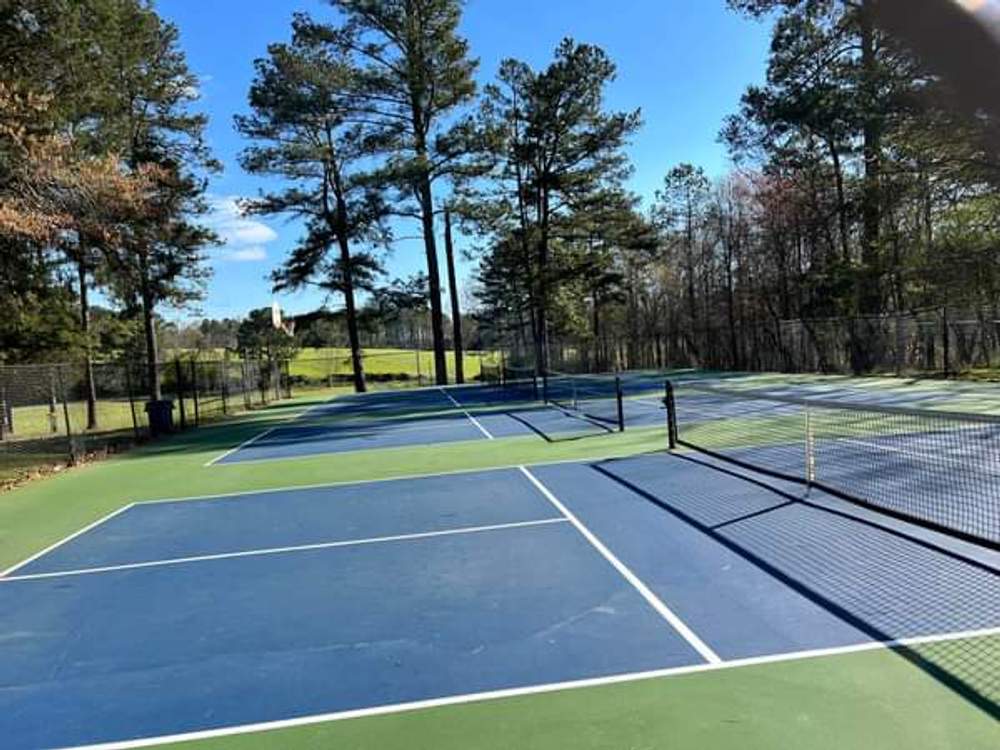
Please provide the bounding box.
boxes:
[223,246,268,262]
[205,196,277,263]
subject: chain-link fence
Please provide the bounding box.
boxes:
[0,357,292,485]
[539,307,1000,378]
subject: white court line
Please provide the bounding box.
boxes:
[439,387,495,440]
[1,518,568,583]
[203,426,277,467]
[0,457,655,590]
[0,503,136,578]
[59,625,1000,750]
[518,466,722,665]
[135,453,646,507]
[217,419,483,448]
[292,398,337,421]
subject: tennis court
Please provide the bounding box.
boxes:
[209,380,672,465]
[1,374,998,749]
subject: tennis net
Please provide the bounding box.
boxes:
[501,365,539,401]
[544,372,624,432]
[665,381,1000,548]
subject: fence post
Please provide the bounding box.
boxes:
[123,360,140,439]
[3,390,10,434]
[283,359,292,398]
[0,379,7,440]
[238,359,249,410]
[942,306,951,377]
[175,358,187,429]
[190,360,200,427]
[56,365,77,464]
[415,348,422,386]
[221,356,229,416]
[48,369,59,433]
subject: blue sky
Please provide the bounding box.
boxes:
[157,0,773,321]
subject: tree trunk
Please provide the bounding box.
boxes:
[77,257,98,429]
[591,289,601,372]
[443,208,464,384]
[338,237,367,394]
[138,253,161,401]
[859,0,882,316]
[828,140,850,264]
[416,178,448,385]
[535,194,551,376]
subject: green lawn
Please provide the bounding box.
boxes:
[290,347,495,384]
[6,398,137,437]
[0,378,995,749]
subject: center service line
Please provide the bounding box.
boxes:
[439,387,495,440]
[518,465,722,665]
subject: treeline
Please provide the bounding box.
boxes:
[2,0,484,398]
[475,1,1000,375]
[7,0,1000,406]
[1,0,216,426]
[158,304,484,359]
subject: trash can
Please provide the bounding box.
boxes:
[145,399,174,437]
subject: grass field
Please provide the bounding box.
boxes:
[1,381,996,749]
[289,348,494,383]
[5,398,137,437]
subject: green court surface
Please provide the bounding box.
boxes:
[1,374,997,750]
[157,639,999,750]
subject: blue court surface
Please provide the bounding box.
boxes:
[212,390,666,465]
[2,455,997,749]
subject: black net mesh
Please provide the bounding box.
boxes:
[666,382,1000,548]
[544,372,624,432]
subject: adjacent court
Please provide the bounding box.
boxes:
[210,383,668,465]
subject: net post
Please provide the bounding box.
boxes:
[804,405,816,486]
[665,380,678,450]
[616,375,625,432]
